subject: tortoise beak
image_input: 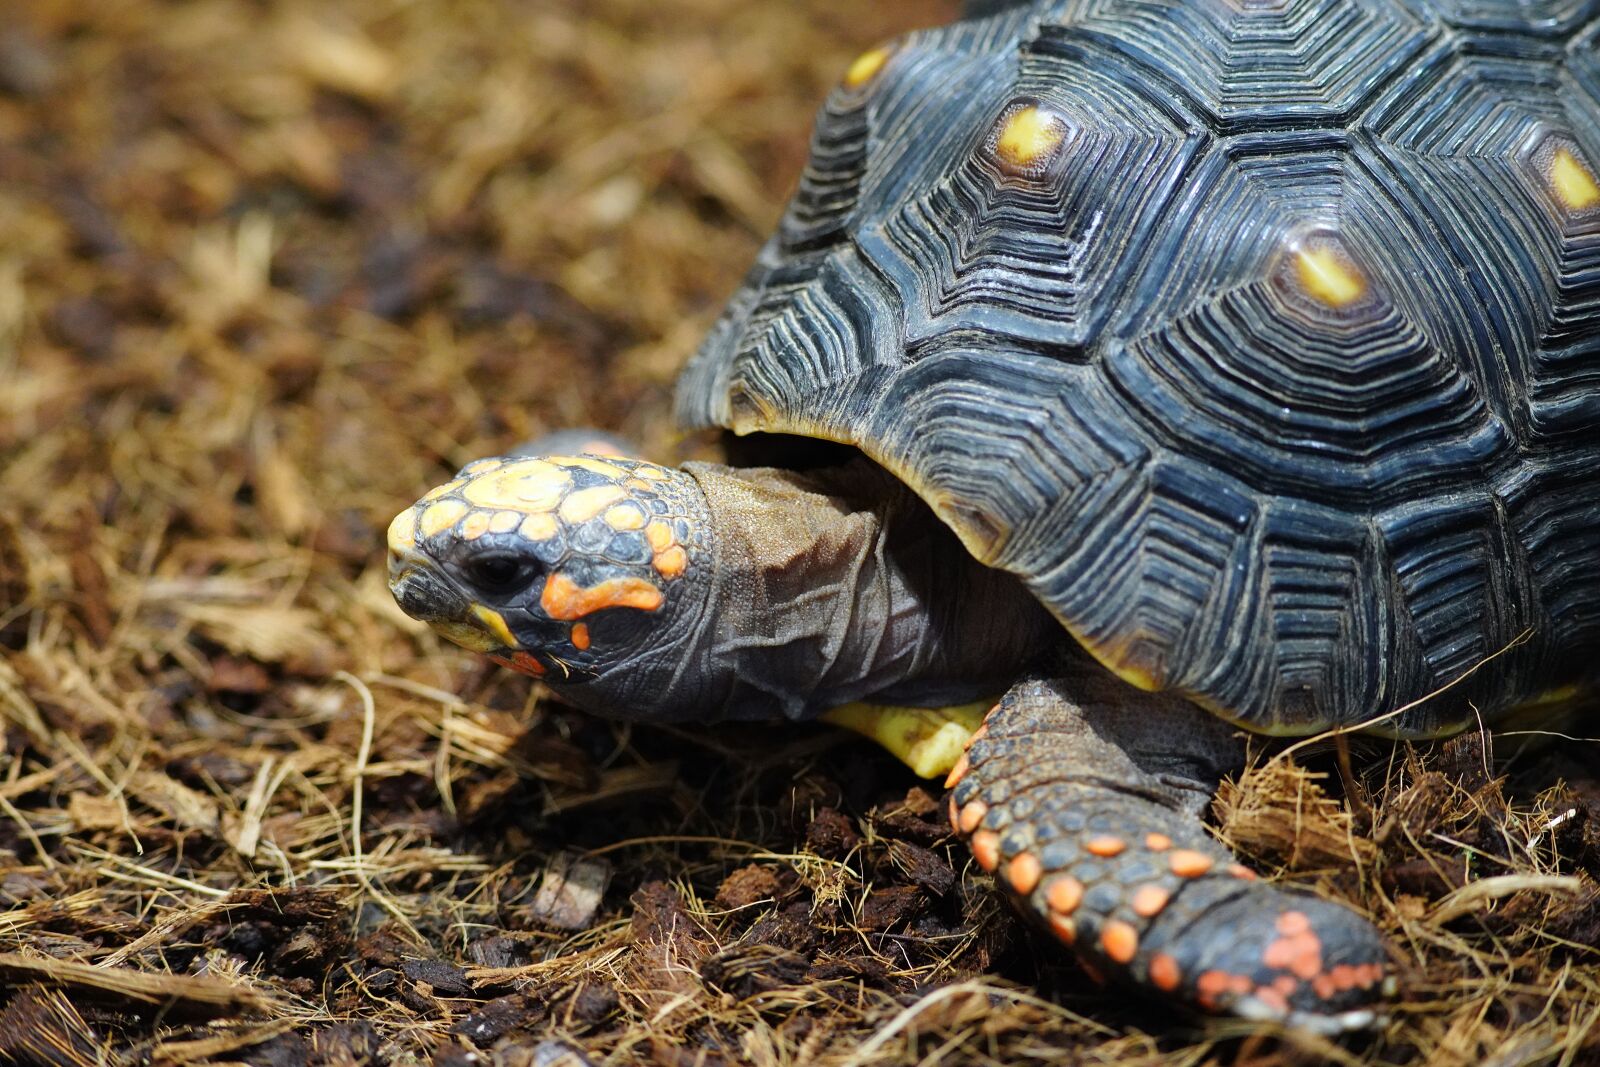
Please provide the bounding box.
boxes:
[388,553,460,623]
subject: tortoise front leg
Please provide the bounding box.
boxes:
[948,673,1391,1034]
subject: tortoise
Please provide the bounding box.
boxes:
[386,0,1600,1034]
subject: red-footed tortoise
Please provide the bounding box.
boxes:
[387,0,1600,1034]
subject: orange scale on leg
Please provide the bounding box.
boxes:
[958,800,988,835]
[970,830,1001,872]
[1149,953,1182,993]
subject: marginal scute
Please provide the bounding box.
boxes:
[843,44,894,89]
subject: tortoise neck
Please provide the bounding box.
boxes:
[677,458,1058,721]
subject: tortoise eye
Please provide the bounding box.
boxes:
[464,554,535,594]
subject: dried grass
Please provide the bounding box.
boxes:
[1,1,1598,1064]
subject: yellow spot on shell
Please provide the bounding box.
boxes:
[994,105,1066,170]
[520,512,558,542]
[1550,147,1600,212]
[1293,244,1366,308]
[463,459,572,512]
[420,499,468,538]
[604,503,647,531]
[490,511,521,534]
[843,45,892,89]
[472,604,518,647]
[461,511,493,540]
[557,455,628,479]
[386,508,417,553]
[559,484,627,523]
[645,521,675,553]
[654,545,688,579]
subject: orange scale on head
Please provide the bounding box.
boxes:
[654,545,688,580]
[559,484,627,524]
[540,572,664,621]
[604,503,647,531]
[489,511,521,534]
[645,520,675,553]
[520,512,559,542]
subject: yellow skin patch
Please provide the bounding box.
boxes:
[822,700,993,778]
[1293,244,1367,308]
[1550,147,1600,212]
[559,484,627,524]
[420,499,469,538]
[844,45,892,89]
[994,105,1067,170]
[433,620,499,653]
[471,604,518,647]
[541,572,665,621]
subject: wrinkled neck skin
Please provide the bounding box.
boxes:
[551,457,1059,722]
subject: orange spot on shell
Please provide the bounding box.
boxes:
[1169,849,1214,878]
[570,623,590,650]
[1131,884,1171,918]
[1008,852,1042,895]
[1085,836,1126,858]
[654,545,688,579]
[1047,876,1084,916]
[970,830,1001,872]
[943,753,970,790]
[1101,920,1139,964]
[559,484,627,523]
[958,800,988,835]
[1149,953,1181,993]
[540,572,663,620]
[1144,833,1172,852]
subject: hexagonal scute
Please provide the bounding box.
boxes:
[1031,0,1432,130]
[1363,51,1600,438]
[1425,0,1600,36]
[856,54,1204,360]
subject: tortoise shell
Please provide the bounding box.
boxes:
[676,0,1600,735]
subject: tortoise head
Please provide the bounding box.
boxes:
[386,454,712,710]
